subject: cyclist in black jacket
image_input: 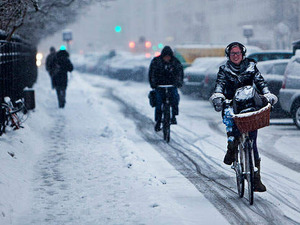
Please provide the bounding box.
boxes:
[210,42,277,192]
[149,46,184,132]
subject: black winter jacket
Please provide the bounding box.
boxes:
[214,58,269,100]
[45,52,56,75]
[53,50,73,88]
[148,55,183,89]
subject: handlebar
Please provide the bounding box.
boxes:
[157,85,174,88]
[1,99,25,114]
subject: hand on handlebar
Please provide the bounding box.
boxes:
[264,93,278,105]
[209,93,225,112]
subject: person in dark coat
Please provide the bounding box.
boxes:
[148,46,184,132]
[210,42,278,192]
[45,46,56,89]
[52,49,73,108]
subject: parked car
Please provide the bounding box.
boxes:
[248,50,293,62]
[256,59,290,116]
[181,57,226,96]
[279,54,300,129]
[71,53,86,72]
[257,59,289,96]
[84,52,105,74]
[197,58,227,99]
[102,52,131,77]
[103,53,151,81]
[73,52,112,74]
[96,50,117,75]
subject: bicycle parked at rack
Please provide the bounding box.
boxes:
[231,103,271,205]
[157,85,175,143]
[0,97,27,135]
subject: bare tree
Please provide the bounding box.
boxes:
[0,0,38,40]
[0,0,111,44]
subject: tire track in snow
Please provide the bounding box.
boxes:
[106,87,299,225]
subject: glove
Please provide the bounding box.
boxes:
[209,93,225,112]
[264,93,278,105]
[176,83,183,88]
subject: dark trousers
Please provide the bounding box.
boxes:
[155,87,179,122]
[56,87,66,108]
[49,72,55,89]
[227,125,260,161]
[249,130,259,160]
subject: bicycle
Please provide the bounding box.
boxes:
[231,103,271,205]
[0,96,27,135]
[157,85,175,143]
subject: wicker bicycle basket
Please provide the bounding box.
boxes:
[233,103,271,133]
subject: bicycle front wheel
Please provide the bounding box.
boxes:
[235,144,244,198]
[245,140,254,205]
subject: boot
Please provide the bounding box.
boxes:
[154,120,161,132]
[223,139,237,165]
[171,117,177,125]
[253,158,266,192]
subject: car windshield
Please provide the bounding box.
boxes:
[191,57,225,68]
[257,63,272,74]
[257,61,289,75]
[273,63,288,75]
[191,58,212,68]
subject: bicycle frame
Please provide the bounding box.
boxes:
[232,132,255,205]
[0,97,26,135]
[158,85,174,143]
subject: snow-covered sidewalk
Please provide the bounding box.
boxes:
[0,70,229,225]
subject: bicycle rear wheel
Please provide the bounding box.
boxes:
[163,105,170,143]
[245,140,254,205]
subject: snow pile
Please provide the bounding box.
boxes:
[0,70,229,225]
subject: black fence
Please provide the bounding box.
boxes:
[0,34,37,125]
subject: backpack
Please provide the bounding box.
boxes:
[148,90,156,107]
[232,86,267,114]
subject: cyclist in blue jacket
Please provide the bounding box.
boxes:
[148,46,184,132]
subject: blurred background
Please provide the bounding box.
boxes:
[39,0,300,54]
[2,0,300,124]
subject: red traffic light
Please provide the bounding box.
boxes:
[145,41,152,48]
[129,41,135,48]
[154,51,160,57]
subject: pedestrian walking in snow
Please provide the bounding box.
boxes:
[52,49,73,108]
[45,46,57,89]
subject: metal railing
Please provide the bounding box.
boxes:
[0,34,37,126]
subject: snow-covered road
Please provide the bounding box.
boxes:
[1,70,300,225]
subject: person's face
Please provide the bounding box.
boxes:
[163,55,171,62]
[229,46,243,65]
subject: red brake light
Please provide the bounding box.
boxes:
[204,75,209,84]
[145,41,152,48]
[282,73,287,89]
[129,41,135,48]
[282,79,286,89]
